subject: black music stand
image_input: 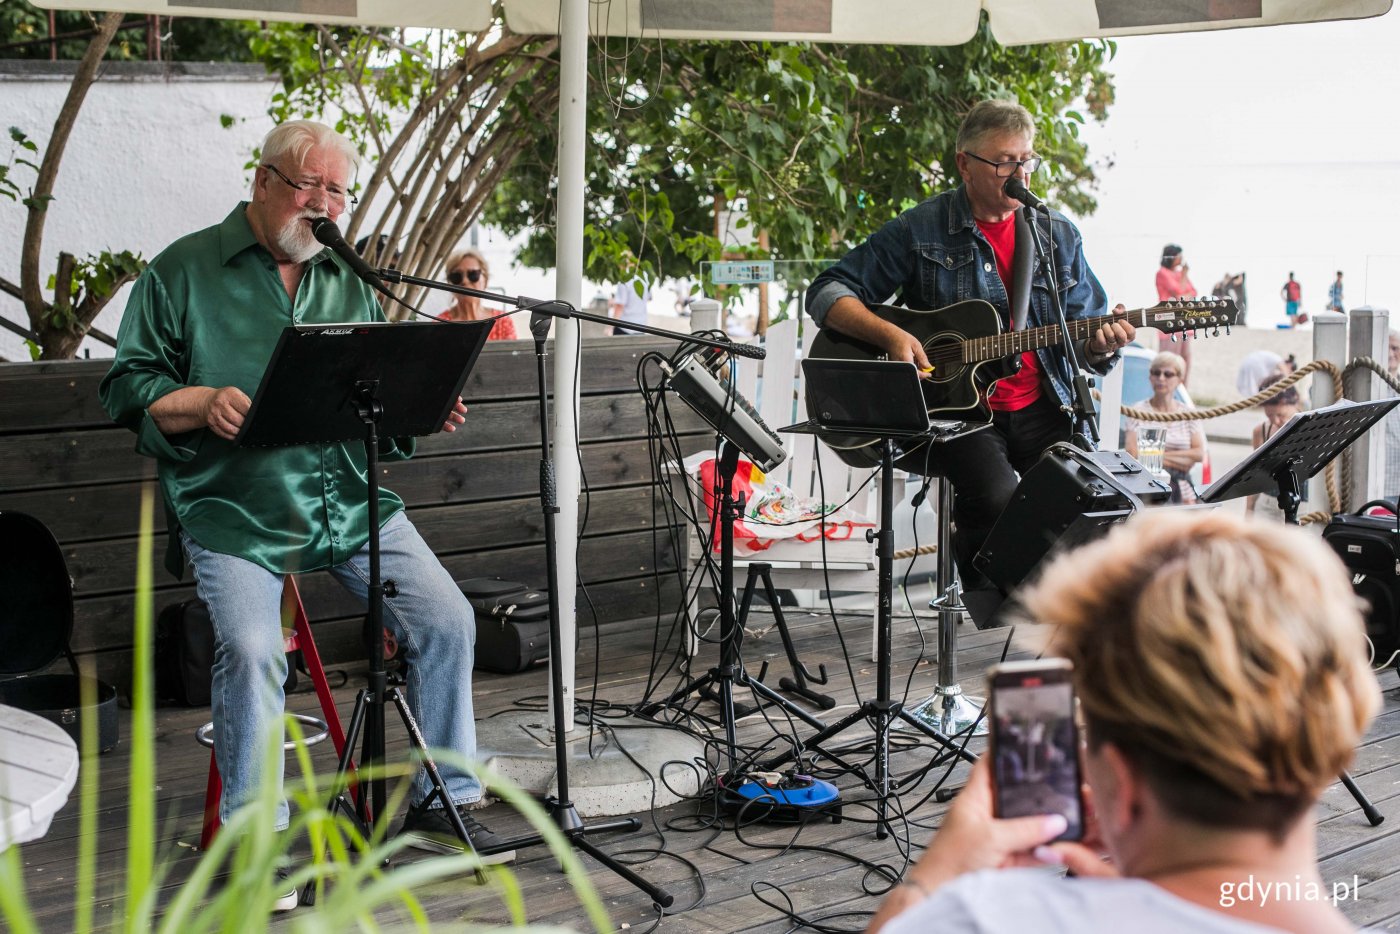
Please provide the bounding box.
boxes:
[758,361,978,841]
[1201,395,1396,826]
[237,319,500,871]
[1202,398,1400,525]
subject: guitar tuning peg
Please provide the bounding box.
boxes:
[1213,326,1221,337]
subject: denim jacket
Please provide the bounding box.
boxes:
[805,186,1118,411]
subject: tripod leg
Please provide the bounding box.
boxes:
[570,832,675,908]
[1340,771,1385,826]
[894,708,979,765]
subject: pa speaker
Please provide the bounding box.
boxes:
[974,444,1170,591]
[1323,512,1400,668]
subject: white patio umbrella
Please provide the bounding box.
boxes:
[33,0,1391,727]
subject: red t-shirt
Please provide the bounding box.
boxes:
[976,214,1042,411]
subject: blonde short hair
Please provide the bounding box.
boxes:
[446,249,489,283]
[1020,511,1379,832]
[1150,351,1186,378]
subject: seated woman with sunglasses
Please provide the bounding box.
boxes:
[438,249,518,340]
[1123,350,1205,503]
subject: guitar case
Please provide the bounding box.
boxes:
[974,443,1171,591]
[0,511,119,753]
[459,578,552,674]
[1322,504,1400,669]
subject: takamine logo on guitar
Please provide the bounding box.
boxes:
[804,297,1240,468]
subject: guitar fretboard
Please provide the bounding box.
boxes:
[959,302,1233,363]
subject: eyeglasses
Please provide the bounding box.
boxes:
[261,163,358,207]
[1149,368,1179,378]
[448,269,483,285]
[964,151,1043,177]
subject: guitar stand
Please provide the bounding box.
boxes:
[643,443,831,776]
[758,439,977,840]
[737,562,836,710]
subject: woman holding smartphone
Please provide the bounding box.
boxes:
[867,511,1378,934]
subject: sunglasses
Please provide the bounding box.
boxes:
[1149,368,1179,378]
[448,269,483,285]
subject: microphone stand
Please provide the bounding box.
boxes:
[376,267,762,908]
[1018,201,1102,452]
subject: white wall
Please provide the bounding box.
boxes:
[0,63,280,361]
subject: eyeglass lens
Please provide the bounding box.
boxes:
[1150,368,1178,377]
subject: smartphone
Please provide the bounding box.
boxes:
[987,658,1084,842]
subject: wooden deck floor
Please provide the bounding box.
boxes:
[13,602,1400,932]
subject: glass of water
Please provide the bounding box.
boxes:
[1136,426,1167,475]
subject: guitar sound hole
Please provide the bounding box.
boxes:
[924,335,963,384]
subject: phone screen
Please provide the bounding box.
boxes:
[988,660,1084,842]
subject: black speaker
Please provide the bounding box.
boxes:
[1322,512,1400,668]
[974,444,1170,591]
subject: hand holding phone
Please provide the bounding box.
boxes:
[988,659,1084,843]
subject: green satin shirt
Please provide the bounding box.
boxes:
[99,203,414,577]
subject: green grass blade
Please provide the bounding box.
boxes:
[123,484,158,930]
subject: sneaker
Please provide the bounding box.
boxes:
[273,867,299,913]
[398,802,516,864]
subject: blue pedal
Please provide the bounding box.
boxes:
[724,775,842,823]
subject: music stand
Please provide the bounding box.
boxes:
[1201,398,1400,524]
[1200,395,1395,826]
[759,359,978,841]
[238,319,498,869]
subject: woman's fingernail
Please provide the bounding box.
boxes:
[1033,845,1064,865]
[1043,814,1068,836]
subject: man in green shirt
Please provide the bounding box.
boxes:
[100,122,511,891]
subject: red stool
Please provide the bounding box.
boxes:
[198,576,355,849]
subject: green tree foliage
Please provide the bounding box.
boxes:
[0,1,256,62]
[487,20,1115,290]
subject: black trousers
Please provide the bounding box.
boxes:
[899,393,1072,590]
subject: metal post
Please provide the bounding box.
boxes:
[1311,312,1348,516]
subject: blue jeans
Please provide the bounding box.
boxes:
[183,511,480,829]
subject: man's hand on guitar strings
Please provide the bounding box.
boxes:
[885,328,934,377]
[1088,304,1135,356]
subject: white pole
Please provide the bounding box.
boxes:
[551,0,587,734]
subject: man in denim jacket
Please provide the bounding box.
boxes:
[805,100,1133,625]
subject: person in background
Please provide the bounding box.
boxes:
[1246,373,1303,521]
[1235,348,1283,399]
[438,249,517,340]
[1327,271,1345,314]
[1155,244,1196,383]
[1122,350,1205,504]
[1281,272,1302,327]
[866,510,1378,934]
[609,276,652,335]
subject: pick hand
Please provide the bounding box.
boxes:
[886,329,933,376]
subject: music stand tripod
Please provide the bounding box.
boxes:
[640,439,833,784]
[233,320,499,889]
[757,431,978,840]
[1202,395,1399,826]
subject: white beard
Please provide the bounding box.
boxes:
[276,212,325,264]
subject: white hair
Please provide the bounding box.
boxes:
[259,120,359,175]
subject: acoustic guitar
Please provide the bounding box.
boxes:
[805,297,1239,467]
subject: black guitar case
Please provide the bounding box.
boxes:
[459,578,552,674]
[1323,504,1400,668]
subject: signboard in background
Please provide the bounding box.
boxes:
[707,261,776,285]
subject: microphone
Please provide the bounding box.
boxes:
[308,217,384,287]
[1003,177,1049,212]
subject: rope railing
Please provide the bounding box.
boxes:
[1117,356,1399,525]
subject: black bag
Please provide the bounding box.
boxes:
[1323,506,1400,668]
[459,578,552,674]
[156,598,300,707]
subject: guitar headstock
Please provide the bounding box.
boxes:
[1145,297,1240,335]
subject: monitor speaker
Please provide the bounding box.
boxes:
[974,443,1169,592]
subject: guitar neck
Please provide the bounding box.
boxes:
[963,307,1158,363]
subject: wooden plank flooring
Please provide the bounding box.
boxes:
[11,602,1400,931]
